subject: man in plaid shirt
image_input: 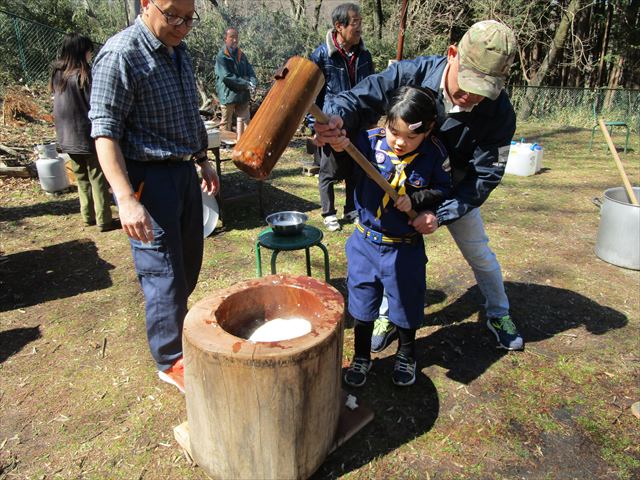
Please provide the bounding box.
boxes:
[89,0,219,394]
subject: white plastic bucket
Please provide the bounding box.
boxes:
[505,142,537,176]
[36,157,70,193]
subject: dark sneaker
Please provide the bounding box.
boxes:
[344,357,372,387]
[371,317,398,353]
[487,315,524,350]
[343,210,358,223]
[392,354,417,386]
[98,218,121,232]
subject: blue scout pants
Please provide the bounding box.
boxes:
[346,230,426,329]
[126,160,203,370]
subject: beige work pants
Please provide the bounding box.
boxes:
[220,102,250,131]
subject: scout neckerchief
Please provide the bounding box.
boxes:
[376,140,419,218]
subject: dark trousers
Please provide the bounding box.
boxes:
[126,160,204,370]
[316,145,355,217]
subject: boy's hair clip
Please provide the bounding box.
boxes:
[408,121,422,131]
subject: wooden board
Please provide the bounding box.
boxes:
[330,391,375,453]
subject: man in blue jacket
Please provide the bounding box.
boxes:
[215,27,257,132]
[315,20,524,351]
[310,2,374,232]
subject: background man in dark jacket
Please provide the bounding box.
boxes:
[310,2,374,232]
[215,27,257,132]
[315,21,524,351]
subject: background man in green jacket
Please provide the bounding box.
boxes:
[214,27,257,132]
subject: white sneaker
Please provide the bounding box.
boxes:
[343,210,358,223]
[323,215,340,232]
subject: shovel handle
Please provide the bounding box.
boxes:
[309,104,417,219]
[598,118,639,206]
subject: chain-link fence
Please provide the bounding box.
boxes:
[508,85,640,129]
[0,8,67,85]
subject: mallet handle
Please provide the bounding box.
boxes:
[598,119,639,206]
[309,104,418,219]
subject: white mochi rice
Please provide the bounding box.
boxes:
[248,317,312,342]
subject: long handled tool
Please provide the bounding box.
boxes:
[308,103,417,219]
[232,56,417,219]
[598,118,639,205]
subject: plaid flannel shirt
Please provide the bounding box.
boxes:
[89,17,206,162]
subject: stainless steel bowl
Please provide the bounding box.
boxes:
[266,211,308,236]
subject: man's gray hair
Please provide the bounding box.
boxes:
[332,3,360,28]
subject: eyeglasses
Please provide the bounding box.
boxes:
[149,0,200,28]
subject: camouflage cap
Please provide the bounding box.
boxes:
[457,20,517,100]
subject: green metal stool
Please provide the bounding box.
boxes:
[255,225,330,281]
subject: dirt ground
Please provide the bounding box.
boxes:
[1,120,639,480]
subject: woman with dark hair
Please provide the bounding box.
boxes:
[50,33,116,231]
[343,85,451,388]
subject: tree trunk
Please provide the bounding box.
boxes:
[596,1,612,87]
[518,0,581,121]
[373,0,384,40]
[604,55,624,109]
[289,0,305,21]
[312,0,323,32]
[123,0,139,26]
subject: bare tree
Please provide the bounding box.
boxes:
[518,0,581,120]
[312,0,323,32]
[372,0,384,40]
[289,0,305,21]
[123,0,139,26]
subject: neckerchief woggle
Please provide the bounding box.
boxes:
[375,139,418,219]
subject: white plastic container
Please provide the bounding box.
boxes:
[36,156,70,193]
[506,142,536,176]
[506,139,543,177]
[533,144,543,172]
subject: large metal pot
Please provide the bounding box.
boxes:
[594,186,640,270]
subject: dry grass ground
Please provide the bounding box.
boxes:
[1,123,639,479]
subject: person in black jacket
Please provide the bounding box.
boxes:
[50,33,116,232]
[315,21,524,352]
[309,3,374,232]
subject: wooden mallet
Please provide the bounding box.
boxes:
[232,56,418,218]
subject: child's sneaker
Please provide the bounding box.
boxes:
[323,215,340,232]
[392,353,416,386]
[343,357,372,387]
[486,315,524,350]
[158,357,185,393]
[371,317,398,353]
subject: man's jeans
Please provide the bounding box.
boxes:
[379,207,509,320]
[446,207,509,318]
